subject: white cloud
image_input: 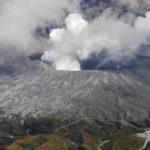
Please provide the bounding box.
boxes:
[0,0,80,53]
[42,11,150,70]
[113,0,150,13]
[1,0,150,71]
[65,13,88,33]
[50,28,65,42]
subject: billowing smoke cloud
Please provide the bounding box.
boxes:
[42,13,88,71]
[41,10,150,71]
[113,0,150,13]
[0,0,150,71]
[0,0,80,53]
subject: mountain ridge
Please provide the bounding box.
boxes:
[0,55,150,124]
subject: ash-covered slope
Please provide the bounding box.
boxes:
[0,53,150,123]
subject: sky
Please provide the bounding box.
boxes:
[0,0,150,70]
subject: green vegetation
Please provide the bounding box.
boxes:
[0,115,149,150]
[6,134,77,150]
[0,136,14,150]
[101,126,145,150]
[102,135,144,150]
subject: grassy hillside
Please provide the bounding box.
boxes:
[0,115,149,150]
[6,134,77,150]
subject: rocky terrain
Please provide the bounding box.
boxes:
[0,53,150,123]
[0,52,150,149]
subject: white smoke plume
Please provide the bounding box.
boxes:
[113,0,150,13]
[0,0,80,53]
[42,13,88,71]
[41,10,150,71]
[0,0,150,71]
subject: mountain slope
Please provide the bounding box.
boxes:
[0,54,150,123]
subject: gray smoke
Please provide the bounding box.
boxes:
[113,0,150,13]
[0,0,80,53]
[0,0,150,70]
[42,10,150,70]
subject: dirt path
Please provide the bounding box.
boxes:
[54,118,91,132]
[98,140,110,150]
